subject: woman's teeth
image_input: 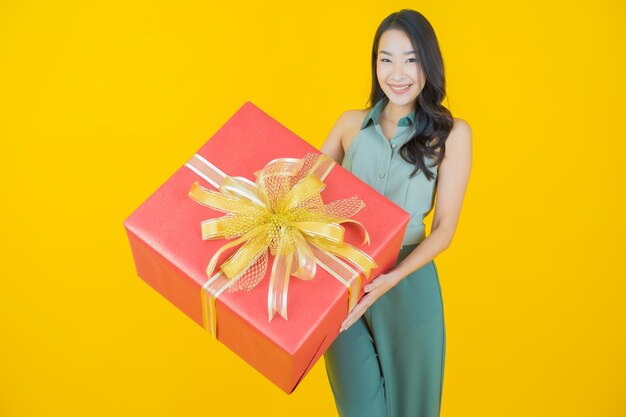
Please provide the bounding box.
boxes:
[390,84,412,93]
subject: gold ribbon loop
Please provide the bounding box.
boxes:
[311,239,378,277]
[291,232,317,280]
[334,218,372,245]
[292,221,345,244]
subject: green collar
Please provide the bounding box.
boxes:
[360,96,417,130]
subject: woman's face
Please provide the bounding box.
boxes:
[376,29,425,107]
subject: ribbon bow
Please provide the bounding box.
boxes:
[186,152,377,337]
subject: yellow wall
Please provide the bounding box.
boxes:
[1,1,624,416]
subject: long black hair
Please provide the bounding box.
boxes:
[367,9,452,181]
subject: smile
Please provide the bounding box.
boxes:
[389,84,412,93]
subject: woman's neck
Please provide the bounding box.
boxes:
[381,100,415,125]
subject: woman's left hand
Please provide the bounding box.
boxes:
[340,271,399,332]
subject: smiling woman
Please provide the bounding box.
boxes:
[321,8,472,417]
[377,45,423,98]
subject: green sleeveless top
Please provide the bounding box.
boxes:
[342,96,438,246]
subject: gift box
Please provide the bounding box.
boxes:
[122,101,410,394]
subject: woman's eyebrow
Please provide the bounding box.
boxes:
[379,50,416,56]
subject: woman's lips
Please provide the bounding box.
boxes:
[389,84,412,94]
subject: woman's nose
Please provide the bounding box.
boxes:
[392,63,405,80]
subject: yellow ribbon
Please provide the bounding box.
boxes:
[184,152,377,337]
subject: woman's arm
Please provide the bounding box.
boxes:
[386,118,473,285]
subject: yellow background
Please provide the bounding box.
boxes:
[1,1,624,416]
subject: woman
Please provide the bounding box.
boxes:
[320,9,472,417]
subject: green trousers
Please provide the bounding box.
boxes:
[324,243,446,417]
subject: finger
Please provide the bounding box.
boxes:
[346,309,364,327]
[342,315,357,331]
[341,296,373,331]
[343,309,360,326]
[342,315,351,328]
[359,295,373,309]
[341,311,362,331]
[365,275,385,292]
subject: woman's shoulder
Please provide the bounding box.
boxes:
[441,117,473,165]
[343,108,370,120]
[339,109,370,152]
[321,108,369,163]
[336,108,369,131]
[448,117,472,146]
[451,117,471,133]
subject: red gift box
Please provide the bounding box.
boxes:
[123,101,410,394]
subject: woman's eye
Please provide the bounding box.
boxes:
[380,58,417,63]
